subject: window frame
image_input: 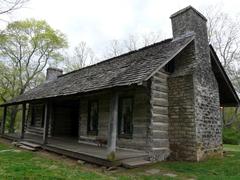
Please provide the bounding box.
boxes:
[41,105,45,128]
[118,96,134,139]
[87,100,99,136]
[164,59,175,73]
[30,103,45,128]
[30,105,35,126]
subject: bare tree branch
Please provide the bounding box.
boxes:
[0,0,29,15]
[103,32,164,59]
[203,5,240,93]
[64,41,97,72]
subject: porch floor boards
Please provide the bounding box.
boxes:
[2,133,148,166]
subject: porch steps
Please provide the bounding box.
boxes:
[18,141,41,149]
[16,141,41,151]
[121,159,151,168]
[19,145,36,151]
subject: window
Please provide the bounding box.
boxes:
[87,101,98,135]
[41,105,45,128]
[30,104,45,128]
[30,106,35,126]
[164,59,175,73]
[118,97,133,138]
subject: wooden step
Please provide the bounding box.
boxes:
[19,141,41,149]
[121,159,151,168]
[120,155,149,162]
[19,145,36,151]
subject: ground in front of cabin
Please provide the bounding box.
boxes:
[0,139,239,180]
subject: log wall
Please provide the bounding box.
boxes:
[79,87,150,150]
[148,69,170,161]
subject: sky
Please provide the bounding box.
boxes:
[4,0,240,57]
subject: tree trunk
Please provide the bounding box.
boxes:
[224,107,239,128]
[8,105,18,133]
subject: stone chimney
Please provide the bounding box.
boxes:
[170,6,207,38]
[170,6,210,65]
[46,67,63,82]
[168,6,222,161]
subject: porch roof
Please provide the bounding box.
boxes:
[210,45,240,107]
[2,34,195,106]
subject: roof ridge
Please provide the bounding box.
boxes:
[59,38,173,78]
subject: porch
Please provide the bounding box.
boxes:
[0,87,152,167]
[2,132,148,167]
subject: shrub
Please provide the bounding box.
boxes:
[223,128,240,145]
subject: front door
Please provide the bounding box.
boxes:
[53,100,79,138]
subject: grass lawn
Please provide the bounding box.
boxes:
[0,139,239,180]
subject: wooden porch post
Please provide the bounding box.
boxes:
[43,103,49,144]
[107,92,118,161]
[20,103,26,139]
[1,106,7,135]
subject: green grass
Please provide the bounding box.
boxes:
[224,144,240,152]
[113,144,240,180]
[0,140,240,180]
[0,140,109,179]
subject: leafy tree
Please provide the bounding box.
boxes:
[0,19,67,132]
[223,107,240,144]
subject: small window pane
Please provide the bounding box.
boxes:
[118,97,133,137]
[88,101,98,135]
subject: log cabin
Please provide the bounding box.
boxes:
[1,6,239,167]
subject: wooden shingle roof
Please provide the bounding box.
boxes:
[4,34,194,105]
